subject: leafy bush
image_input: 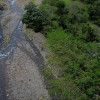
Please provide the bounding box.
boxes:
[22,2,48,32]
[65,22,98,42]
[66,2,89,23]
[80,0,98,4]
[79,0,100,26]
[42,0,59,6]
[88,1,100,26]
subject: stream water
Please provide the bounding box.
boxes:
[0,0,23,99]
[11,0,16,5]
[0,24,3,49]
[0,0,23,60]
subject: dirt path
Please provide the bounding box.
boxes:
[0,0,50,100]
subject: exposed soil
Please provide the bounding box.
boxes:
[23,25,48,61]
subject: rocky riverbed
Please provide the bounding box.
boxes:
[0,0,50,100]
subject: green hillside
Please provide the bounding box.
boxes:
[22,0,100,99]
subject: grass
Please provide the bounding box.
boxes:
[3,35,10,45]
[42,68,54,79]
[0,0,3,4]
[62,0,71,4]
[2,16,11,27]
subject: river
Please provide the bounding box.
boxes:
[0,0,50,100]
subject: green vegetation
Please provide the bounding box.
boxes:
[78,0,100,26]
[62,0,71,4]
[22,3,48,32]
[0,0,3,4]
[46,29,100,100]
[22,0,100,99]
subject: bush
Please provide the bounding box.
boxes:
[57,1,89,29]
[42,21,59,35]
[65,22,98,42]
[88,1,100,26]
[22,2,48,32]
[80,0,98,4]
[79,0,100,26]
[42,0,59,6]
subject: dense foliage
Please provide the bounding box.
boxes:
[47,29,100,100]
[79,0,100,26]
[22,3,48,32]
[22,0,100,100]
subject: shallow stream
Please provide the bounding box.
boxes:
[0,0,23,59]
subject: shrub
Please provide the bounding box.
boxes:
[22,2,48,32]
[62,1,89,24]
[65,22,98,42]
[88,1,100,26]
[80,0,98,4]
[79,0,100,26]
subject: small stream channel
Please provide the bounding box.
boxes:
[0,24,3,49]
[0,0,23,59]
[0,0,46,99]
[0,0,23,99]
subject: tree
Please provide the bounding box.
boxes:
[22,2,48,32]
